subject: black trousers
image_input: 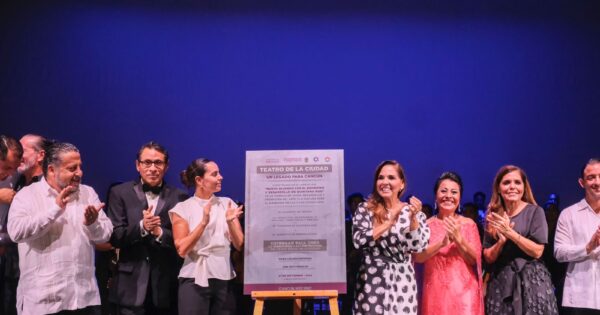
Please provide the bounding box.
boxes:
[178,278,229,315]
[562,307,600,315]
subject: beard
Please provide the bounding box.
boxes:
[55,173,81,192]
[17,158,36,173]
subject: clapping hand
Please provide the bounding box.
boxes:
[443,216,463,244]
[84,203,105,226]
[408,196,422,218]
[56,185,78,209]
[226,201,244,223]
[142,205,162,235]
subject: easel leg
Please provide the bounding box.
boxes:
[328,297,340,315]
[293,298,301,315]
[253,298,264,315]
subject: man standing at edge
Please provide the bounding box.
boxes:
[107,141,187,315]
[554,158,600,315]
[8,142,113,315]
[1,134,48,315]
[0,135,23,315]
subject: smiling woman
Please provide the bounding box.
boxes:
[414,172,483,315]
[483,165,558,315]
[169,158,244,315]
[352,160,430,315]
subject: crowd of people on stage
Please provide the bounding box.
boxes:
[0,134,599,315]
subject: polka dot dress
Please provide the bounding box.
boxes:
[352,203,430,315]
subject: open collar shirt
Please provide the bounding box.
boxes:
[554,198,600,310]
[7,177,113,315]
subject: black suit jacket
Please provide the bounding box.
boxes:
[106,180,188,308]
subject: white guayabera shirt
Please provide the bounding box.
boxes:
[554,199,600,310]
[7,177,113,315]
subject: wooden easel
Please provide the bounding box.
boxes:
[252,290,339,315]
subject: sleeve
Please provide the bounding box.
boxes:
[405,211,430,253]
[7,189,63,243]
[106,186,145,248]
[157,190,189,247]
[482,229,496,249]
[168,201,187,225]
[528,206,548,244]
[85,208,114,243]
[464,220,483,255]
[553,209,589,262]
[352,204,374,250]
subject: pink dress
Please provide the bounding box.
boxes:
[420,217,483,315]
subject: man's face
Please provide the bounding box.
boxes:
[579,162,600,201]
[0,149,20,181]
[18,136,43,174]
[136,148,168,187]
[47,151,83,191]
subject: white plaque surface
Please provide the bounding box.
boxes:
[243,149,346,294]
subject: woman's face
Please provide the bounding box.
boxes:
[435,179,461,213]
[376,165,404,200]
[196,161,223,194]
[499,170,524,203]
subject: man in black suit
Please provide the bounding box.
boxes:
[107,141,187,315]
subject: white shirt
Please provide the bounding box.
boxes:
[7,178,113,315]
[168,196,236,287]
[554,198,600,310]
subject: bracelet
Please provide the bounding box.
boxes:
[227,217,237,223]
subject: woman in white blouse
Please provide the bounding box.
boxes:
[169,158,244,315]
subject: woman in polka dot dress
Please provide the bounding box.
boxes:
[352,160,430,315]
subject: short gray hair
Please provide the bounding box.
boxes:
[43,142,79,176]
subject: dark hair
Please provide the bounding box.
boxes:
[581,158,600,179]
[137,141,169,164]
[180,158,213,188]
[346,192,365,205]
[488,165,537,215]
[43,142,79,176]
[433,171,464,196]
[0,135,23,161]
[366,160,406,224]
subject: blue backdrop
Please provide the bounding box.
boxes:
[1,0,599,208]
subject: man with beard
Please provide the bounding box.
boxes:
[14,134,49,190]
[107,141,187,315]
[7,142,113,315]
[0,134,48,315]
[554,158,600,315]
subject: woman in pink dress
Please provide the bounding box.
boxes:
[414,172,483,315]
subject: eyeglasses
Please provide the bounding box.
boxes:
[138,160,166,169]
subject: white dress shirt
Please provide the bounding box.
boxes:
[554,198,600,310]
[7,177,113,315]
[168,196,236,287]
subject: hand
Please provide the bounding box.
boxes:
[587,226,600,253]
[440,232,451,247]
[0,188,16,204]
[200,200,212,226]
[56,185,78,209]
[408,196,422,218]
[226,201,244,223]
[84,203,105,226]
[142,205,161,232]
[443,216,463,244]
[487,212,512,235]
